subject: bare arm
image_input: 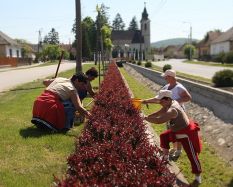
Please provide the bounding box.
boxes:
[43,79,54,87]
[176,90,192,103]
[142,97,160,104]
[70,91,90,117]
[86,81,95,97]
[145,108,177,124]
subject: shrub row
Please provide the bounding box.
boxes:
[56,62,175,186]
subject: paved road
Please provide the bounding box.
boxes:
[152,59,233,79]
[0,61,76,92]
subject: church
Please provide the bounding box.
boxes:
[111,5,151,60]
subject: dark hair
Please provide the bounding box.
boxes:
[85,67,98,78]
[161,97,172,100]
[71,72,88,83]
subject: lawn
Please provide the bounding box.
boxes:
[0,63,102,187]
[120,67,233,187]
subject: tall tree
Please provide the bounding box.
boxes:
[43,28,59,45]
[128,16,139,31]
[112,13,125,30]
[72,16,97,60]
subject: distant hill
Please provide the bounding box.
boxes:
[151,38,199,48]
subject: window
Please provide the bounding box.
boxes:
[9,49,12,57]
[144,23,147,30]
[17,50,19,57]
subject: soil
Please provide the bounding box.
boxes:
[124,65,233,167]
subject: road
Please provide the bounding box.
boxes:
[152,59,233,79]
[0,61,76,92]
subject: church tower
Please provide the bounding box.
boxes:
[140,3,151,60]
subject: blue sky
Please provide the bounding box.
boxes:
[0,0,232,44]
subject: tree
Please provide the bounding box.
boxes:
[42,44,62,62]
[128,16,139,31]
[16,39,33,58]
[43,28,60,45]
[112,13,125,30]
[72,16,97,60]
[184,44,196,60]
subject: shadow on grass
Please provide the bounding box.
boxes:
[0,86,44,94]
[19,126,69,138]
[228,178,233,187]
[19,126,55,138]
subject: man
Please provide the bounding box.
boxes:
[143,69,192,161]
[144,90,202,186]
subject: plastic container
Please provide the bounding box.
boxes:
[131,98,142,110]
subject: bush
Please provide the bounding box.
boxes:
[224,52,233,64]
[162,64,172,72]
[213,52,225,64]
[212,69,233,87]
[145,61,152,68]
[132,60,136,64]
[116,61,123,67]
[56,62,175,186]
[137,61,142,65]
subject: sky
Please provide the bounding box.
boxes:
[0,0,232,44]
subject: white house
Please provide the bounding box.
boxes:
[0,31,22,58]
[210,27,233,55]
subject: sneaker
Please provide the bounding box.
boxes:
[169,150,182,162]
[190,179,201,187]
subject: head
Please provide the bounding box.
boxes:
[161,69,176,83]
[85,67,98,81]
[155,90,173,106]
[71,72,88,89]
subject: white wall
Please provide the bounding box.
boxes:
[210,41,230,55]
[5,45,22,58]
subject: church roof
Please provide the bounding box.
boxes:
[111,30,144,44]
[142,7,148,20]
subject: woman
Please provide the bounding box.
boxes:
[76,67,98,101]
[31,72,90,131]
[144,90,202,186]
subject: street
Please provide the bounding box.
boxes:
[0,61,76,92]
[152,59,233,79]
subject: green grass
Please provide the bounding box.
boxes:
[184,60,233,68]
[0,63,102,187]
[120,67,233,187]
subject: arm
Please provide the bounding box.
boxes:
[145,108,177,124]
[43,78,55,87]
[142,97,160,104]
[146,106,167,119]
[176,90,192,103]
[70,90,91,117]
[86,81,95,97]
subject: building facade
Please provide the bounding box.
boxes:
[111,6,151,60]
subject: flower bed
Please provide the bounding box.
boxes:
[56,62,175,186]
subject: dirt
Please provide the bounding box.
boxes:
[124,65,233,167]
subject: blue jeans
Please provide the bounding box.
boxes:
[62,100,75,129]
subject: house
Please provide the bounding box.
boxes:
[197,31,222,59]
[210,27,233,55]
[163,45,181,58]
[111,5,151,60]
[0,31,22,58]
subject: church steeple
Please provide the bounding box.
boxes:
[142,2,148,20]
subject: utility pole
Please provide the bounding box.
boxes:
[37,29,42,53]
[190,25,192,60]
[75,0,82,73]
[183,21,192,60]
